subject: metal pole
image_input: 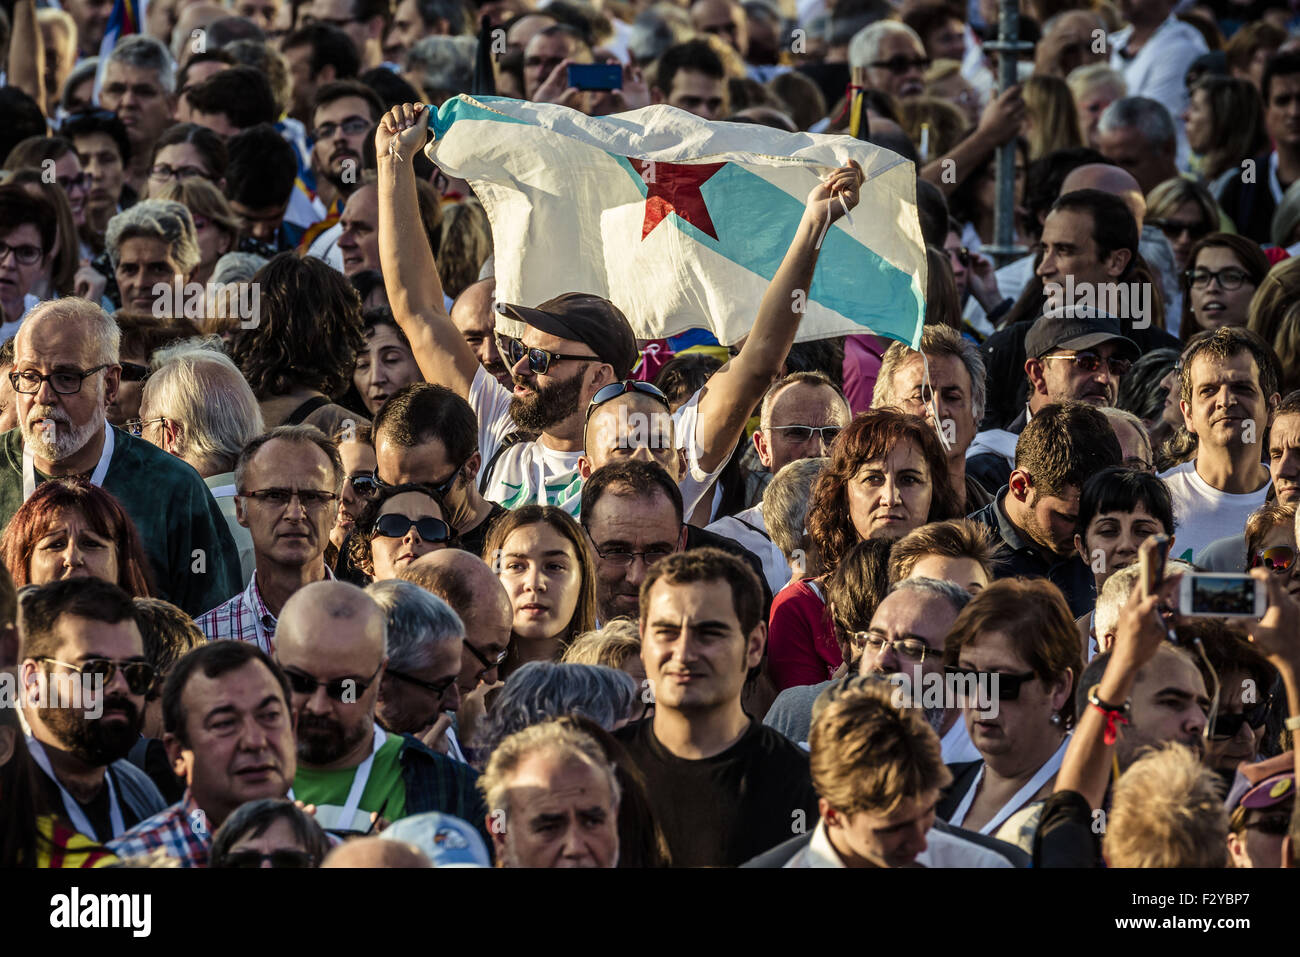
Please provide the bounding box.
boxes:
[982,0,1031,268]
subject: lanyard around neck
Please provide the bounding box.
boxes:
[22,421,115,501]
[950,734,1070,836]
[27,735,125,840]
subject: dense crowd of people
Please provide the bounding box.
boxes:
[2,0,1300,871]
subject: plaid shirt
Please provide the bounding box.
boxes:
[196,566,334,655]
[107,791,211,868]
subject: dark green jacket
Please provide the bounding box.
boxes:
[0,426,242,616]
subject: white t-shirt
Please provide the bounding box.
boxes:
[706,504,790,596]
[1159,459,1270,564]
[468,365,723,519]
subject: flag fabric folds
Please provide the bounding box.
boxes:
[94,0,148,100]
[427,95,928,349]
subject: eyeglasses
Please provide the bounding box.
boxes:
[585,534,680,567]
[0,241,45,266]
[350,473,380,498]
[1241,813,1291,836]
[119,361,150,382]
[945,666,1038,700]
[1211,698,1272,739]
[9,365,108,395]
[1041,352,1132,376]
[124,416,168,438]
[1150,218,1210,242]
[279,663,383,702]
[853,633,937,662]
[372,513,452,543]
[1251,546,1296,573]
[219,849,316,868]
[1186,267,1251,290]
[586,380,671,420]
[465,641,509,678]
[768,424,843,443]
[34,656,157,696]
[57,172,92,193]
[240,488,339,509]
[312,117,372,141]
[869,55,930,73]
[148,163,211,182]
[386,669,458,698]
[499,335,599,375]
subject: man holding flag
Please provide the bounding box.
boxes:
[377,100,883,520]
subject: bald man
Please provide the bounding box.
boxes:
[0,299,240,616]
[449,279,511,389]
[321,836,432,868]
[277,581,487,840]
[1058,163,1146,229]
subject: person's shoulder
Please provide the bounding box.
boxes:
[747,721,812,766]
[928,820,1026,868]
[741,832,812,868]
[113,429,205,487]
[397,733,479,780]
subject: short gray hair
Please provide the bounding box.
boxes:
[1098,96,1176,151]
[1094,559,1194,641]
[211,251,267,285]
[20,299,120,366]
[105,199,201,276]
[472,661,639,757]
[888,576,972,616]
[234,424,346,496]
[848,20,922,70]
[873,323,987,425]
[141,345,265,474]
[404,36,476,101]
[106,34,177,93]
[364,580,464,673]
[762,456,828,561]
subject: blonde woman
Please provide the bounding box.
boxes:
[1022,74,1083,160]
[1067,63,1126,149]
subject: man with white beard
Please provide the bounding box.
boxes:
[0,299,240,616]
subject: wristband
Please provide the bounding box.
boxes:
[1088,684,1130,745]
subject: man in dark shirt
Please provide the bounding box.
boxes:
[615,547,817,867]
[968,401,1122,617]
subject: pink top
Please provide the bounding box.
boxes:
[767,579,843,691]
[842,334,889,415]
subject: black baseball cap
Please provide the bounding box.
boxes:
[1025,308,1140,361]
[498,292,640,381]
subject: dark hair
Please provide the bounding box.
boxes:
[0,707,40,867]
[347,483,453,578]
[3,134,77,172]
[1178,233,1269,342]
[654,353,722,409]
[231,252,365,397]
[1179,325,1281,407]
[360,66,425,110]
[1189,76,1269,182]
[0,186,57,260]
[185,66,278,129]
[0,88,48,167]
[916,178,950,248]
[373,382,477,465]
[177,50,236,92]
[640,547,763,636]
[313,78,385,122]
[580,460,684,527]
[1022,146,1106,238]
[61,108,133,166]
[1117,347,1179,423]
[824,538,893,667]
[1049,188,1139,264]
[226,124,298,209]
[903,1,963,44]
[282,23,361,79]
[1077,467,1175,548]
[654,38,726,96]
[211,798,331,867]
[784,337,845,389]
[807,409,962,572]
[112,311,197,363]
[414,0,474,33]
[132,597,205,702]
[150,123,229,182]
[18,577,139,663]
[162,641,291,748]
[1262,50,1300,106]
[949,136,1028,230]
[2,480,154,599]
[350,269,386,305]
[1014,401,1123,498]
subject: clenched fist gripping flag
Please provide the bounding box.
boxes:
[426,95,928,349]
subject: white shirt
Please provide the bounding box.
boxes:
[706,504,789,596]
[1159,459,1270,564]
[1109,14,1207,169]
[306,221,344,272]
[468,365,723,518]
[784,818,1012,868]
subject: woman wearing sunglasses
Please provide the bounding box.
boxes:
[939,578,1081,851]
[482,505,597,677]
[1177,233,1268,342]
[328,423,378,565]
[210,798,330,869]
[1,478,153,596]
[348,483,454,582]
[1245,502,1300,603]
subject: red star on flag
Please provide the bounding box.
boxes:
[629,159,727,241]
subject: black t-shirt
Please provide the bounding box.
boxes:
[457,502,510,561]
[615,717,819,867]
[37,764,145,844]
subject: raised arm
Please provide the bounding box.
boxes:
[376,102,482,397]
[8,0,47,115]
[691,162,864,474]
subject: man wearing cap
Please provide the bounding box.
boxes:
[375,101,864,519]
[1226,751,1296,868]
[967,306,1139,494]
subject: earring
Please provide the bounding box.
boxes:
[1050,712,1062,727]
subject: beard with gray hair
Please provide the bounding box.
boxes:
[20,383,105,464]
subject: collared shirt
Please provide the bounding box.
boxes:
[205,471,255,585]
[107,791,210,869]
[196,565,335,655]
[968,487,1095,617]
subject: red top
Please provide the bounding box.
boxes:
[767,579,842,691]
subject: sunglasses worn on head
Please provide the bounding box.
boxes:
[499,335,599,375]
[1251,546,1296,573]
[945,666,1038,700]
[373,513,451,543]
[35,656,156,695]
[586,380,671,420]
[220,849,316,868]
[280,663,382,702]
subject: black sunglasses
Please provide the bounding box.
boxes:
[586,379,671,420]
[350,473,380,498]
[373,513,452,543]
[280,663,382,702]
[386,669,457,697]
[499,335,600,375]
[945,666,1038,701]
[1211,698,1272,740]
[219,849,316,868]
[465,641,508,677]
[35,656,156,696]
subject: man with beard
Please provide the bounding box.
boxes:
[969,402,1122,617]
[303,81,385,269]
[19,579,167,844]
[278,580,485,838]
[0,299,240,617]
[108,641,297,866]
[378,101,864,519]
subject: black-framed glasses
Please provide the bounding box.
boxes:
[9,365,108,395]
[1210,698,1272,739]
[870,55,930,73]
[312,117,371,141]
[0,240,45,266]
[240,488,339,509]
[35,656,156,696]
[852,633,937,662]
[585,535,680,567]
[279,663,383,702]
[386,669,458,697]
[768,424,843,443]
[945,666,1038,700]
[1041,352,1132,376]
[119,361,151,382]
[1251,546,1297,574]
[57,172,92,193]
[586,380,671,420]
[148,163,212,182]
[498,335,599,375]
[1150,218,1210,242]
[219,849,317,868]
[124,416,167,438]
[465,640,508,678]
[373,513,451,543]
[1185,267,1251,290]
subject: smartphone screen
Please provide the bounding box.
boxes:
[567,64,623,91]
[1186,574,1258,616]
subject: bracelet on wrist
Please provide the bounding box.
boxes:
[1088,683,1131,745]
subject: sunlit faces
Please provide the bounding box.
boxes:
[1011,476,1080,556]
[860,589,960,685]
[495,750,619,868]
[353,322,421,416]
[1106,414,1151,471]
[886,352,977,459]
[822,787,939,868]
[368,491,448,580]
[1228,801,1292,870]
[28,506,120,586]
[115,235,186,313]
[1116,646,1208,770]
[506,327,606,433]
[449,282,511,387]
[1182,87,1212,155]
[1268,412,1300,506]
[906,554,988,594]
[1033,340,1127,407]
[586,489,684,622]
[958,629,1069,762]
[234,438,338,568]
[1255,519,1300,603]
[223,816,315,868]
[865,31,927,99]
[754,382,849,473]
[74,133,125,221]
[0,223,52,321]
[1189,246,1257,333]
[1180,350,1273,451]
[338,184,380,277]
[311,96,375,188]
[580,395,681,479]
[1204,665,1268,776]
[376,633,461,733]
[99,61,173,153]
[522,30,585,100]
[1036,208,1127,289]
[639,576,762,713]
[845,440,933,542]
[496,522,584,641]
[333,440,377,548]
[1074,502,1167,587]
